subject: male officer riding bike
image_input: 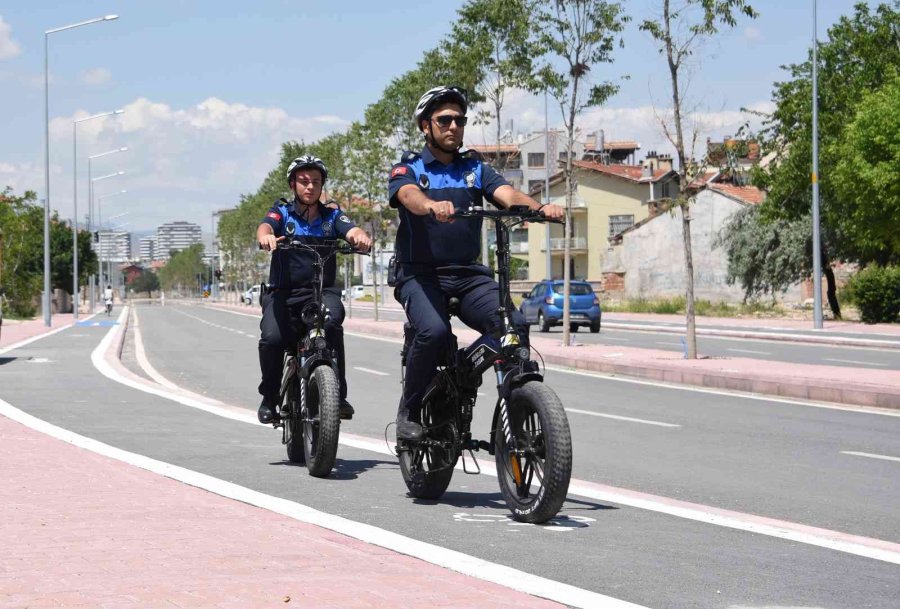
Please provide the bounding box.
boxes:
[256,155,372,424]
[388,85,565,440]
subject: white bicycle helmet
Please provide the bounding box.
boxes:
[286,155,328,184]
[413,86,468,128]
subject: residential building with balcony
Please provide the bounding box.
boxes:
[139,236,156,263]
[524,152,679,282]
[156,221,202,260]
[97,229,132,263]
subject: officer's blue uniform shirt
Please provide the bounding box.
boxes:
[388,145,509,266]
[261,200,356,289]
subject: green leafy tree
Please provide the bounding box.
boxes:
[832,75,900,265]
[449,0,540,168]
[531,0,628,346]
[0,188,43,317]
[639,0,757,356]
[130,270,160,298]
[717,205,842,311]
[157,243,205,294]
[754,3,900,315]
[49,215,97,295]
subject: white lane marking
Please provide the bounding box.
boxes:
[354,367,390,376]
[2,414,642,607]
[841,451,900,463]
[565,408,681,428]
[0,315,89,355]
[824,358,887,367]
[345,332,900,418]
[727,348,770,355]
[113,318,900,567]
[600,336,630,342]
[132,309,181,390]
[655,341,683,347]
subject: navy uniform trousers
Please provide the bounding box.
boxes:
[396,264,529,413]
[258,286,347,402]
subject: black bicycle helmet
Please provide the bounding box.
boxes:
[413,86,468,129]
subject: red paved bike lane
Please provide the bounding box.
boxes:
[0,414,564,608]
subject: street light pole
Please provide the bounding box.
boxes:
[811,0,824,329]
[73,110,124,320]
[43,14,119,326]
[87,149,127,311]
[91,173,126,301]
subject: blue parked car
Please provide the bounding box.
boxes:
[519,280,602,333]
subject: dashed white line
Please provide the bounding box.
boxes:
[727,348,770,355]
[824,358,886,367]
[841,451,900,463]
[354,366,390,376]
[655,341,683,347]
[565,408,681,428]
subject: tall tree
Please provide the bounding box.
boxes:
[831,75,900,266]
[0,188,43,317]
[640,0,757,357]
[754,2,900,315]
[532,0,628,347]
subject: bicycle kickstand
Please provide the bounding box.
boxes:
[461,448,481,475]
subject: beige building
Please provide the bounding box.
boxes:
[523,153,678,282]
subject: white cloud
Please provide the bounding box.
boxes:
[743,26,763,44]
[0,16,20,60]
[81,67,112,86]
[35,96,351,230]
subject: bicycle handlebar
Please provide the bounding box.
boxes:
[449,205,564,224]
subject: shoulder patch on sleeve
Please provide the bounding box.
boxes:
[391,165,408,178]
[460,149,483,161]
[266,211,282,221]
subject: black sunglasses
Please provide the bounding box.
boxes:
[433,115,468,128]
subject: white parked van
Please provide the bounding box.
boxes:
[242,285,261,305]
[341,285,366,300]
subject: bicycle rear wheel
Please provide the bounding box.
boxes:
[398,399,457,500]
[302,365,341,477]
[495,381,572,523]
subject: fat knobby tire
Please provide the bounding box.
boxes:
[495,381,572,523]
[303,366,341,478]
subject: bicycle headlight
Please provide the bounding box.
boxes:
[300,303,319,326]
[307,328,327,352]
[515,347,530,360]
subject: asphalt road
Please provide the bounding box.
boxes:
[337,302,900,370]
[2,303,898,608]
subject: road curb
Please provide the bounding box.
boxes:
[601,322,900,350]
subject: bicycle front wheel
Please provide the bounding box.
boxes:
[495,381,572,523]
[302,365,341,478]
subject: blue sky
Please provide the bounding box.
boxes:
[0,0,878,234]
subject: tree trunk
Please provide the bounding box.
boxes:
[561,80,579,348]
[664,0,697,359]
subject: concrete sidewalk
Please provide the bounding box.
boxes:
[0,311,566,608]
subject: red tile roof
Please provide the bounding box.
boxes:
[572,160,672,183]
[708,183,765,205]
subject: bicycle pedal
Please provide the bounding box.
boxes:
[461,449,481,475]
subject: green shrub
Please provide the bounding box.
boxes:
[847,266,900,323]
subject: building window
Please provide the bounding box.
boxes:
[609,214,634,237]
[527,152,545,168]
[527,179,544,194]
[506,155,521,169]
[558,151,571,161]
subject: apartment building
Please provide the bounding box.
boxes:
[156,221,202,260]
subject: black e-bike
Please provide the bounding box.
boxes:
[271,233,366,477]
[396,206,573,523]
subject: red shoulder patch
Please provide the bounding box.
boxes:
[266,211,282,221]
[391,166,408,178]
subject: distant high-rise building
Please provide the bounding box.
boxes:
[139,236,156,262]
[97,230,132,262]
[156,221,202,259]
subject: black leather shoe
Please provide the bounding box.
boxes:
[339,400,355,420]
[257,397,277,424]
[396,407,424,441]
